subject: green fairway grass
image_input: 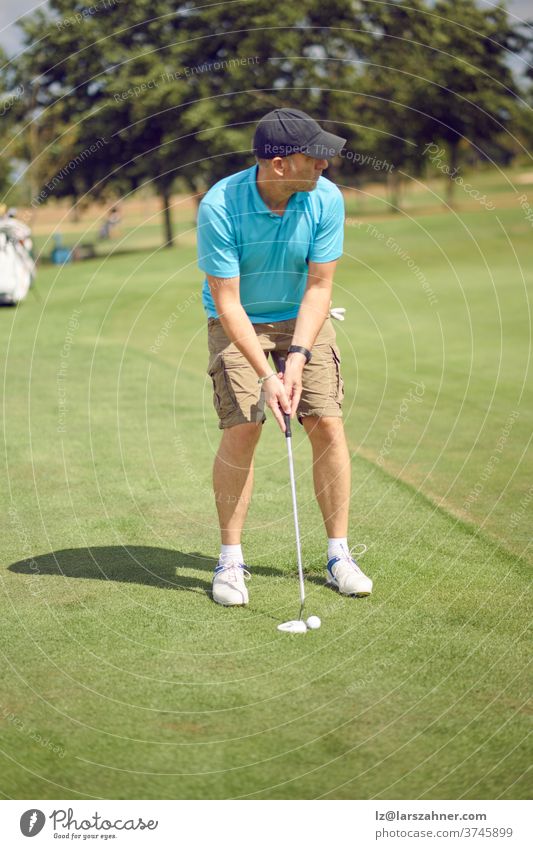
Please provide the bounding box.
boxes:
[1,175,531,799]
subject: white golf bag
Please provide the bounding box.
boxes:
[0,219,36,306]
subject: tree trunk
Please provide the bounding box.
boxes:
[446,142,459,206]
[28,81,40,204]
[161,189,174,248]
[70,198,80,222]
[387,170,402,213]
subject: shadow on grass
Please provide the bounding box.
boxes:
[37,244,162,266]
[8,546,283,597]
[36,228,197,266]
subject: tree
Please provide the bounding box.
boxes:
[0,46,23,203]
[421,0,527,203]
[9,0,530,235]
[13,1,191,246]
[353,0,434,209]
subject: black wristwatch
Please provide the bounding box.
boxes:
[288,345,312,364]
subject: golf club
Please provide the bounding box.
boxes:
[271,351,318,635]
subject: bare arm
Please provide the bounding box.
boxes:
[291,259,337,351]
[207,274,291,430]
[207,274,272,377]
[283,260,338,415]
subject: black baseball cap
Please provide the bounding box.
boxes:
[253,108,346,160]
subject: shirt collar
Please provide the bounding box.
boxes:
[250,164,308,215]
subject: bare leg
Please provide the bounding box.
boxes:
[302,416,350,537]
[213,422,262,544]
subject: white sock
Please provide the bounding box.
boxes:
[219,544,243,564]
[328,537,348,560]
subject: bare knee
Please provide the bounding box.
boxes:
[303,416,345,445]
[219,422,262,461]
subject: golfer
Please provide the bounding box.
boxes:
[198,108,373,605]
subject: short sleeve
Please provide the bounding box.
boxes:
[197,201,240,277]
[308,188,345,263]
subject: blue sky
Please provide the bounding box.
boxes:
[1,0,531,58]
[0,0,47,56]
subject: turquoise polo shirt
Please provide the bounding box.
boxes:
[197,164,344,323]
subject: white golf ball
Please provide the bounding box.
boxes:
[306,615,321,630]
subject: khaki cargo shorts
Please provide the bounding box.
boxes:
[207,317,345,429]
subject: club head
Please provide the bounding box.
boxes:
[277,620,307,634]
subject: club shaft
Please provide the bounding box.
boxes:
[271,350,305,615]
[285,434,305,610]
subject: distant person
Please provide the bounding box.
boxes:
[197,108,373,607]
[99,206,121,240]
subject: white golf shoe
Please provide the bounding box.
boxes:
[212,560,251,606]
[326,545,373,597]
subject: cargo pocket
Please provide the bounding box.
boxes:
[207,354,239,420]
[207,360,222,417]
[330,345,345,404]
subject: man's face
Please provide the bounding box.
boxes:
[281,153,329,191]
